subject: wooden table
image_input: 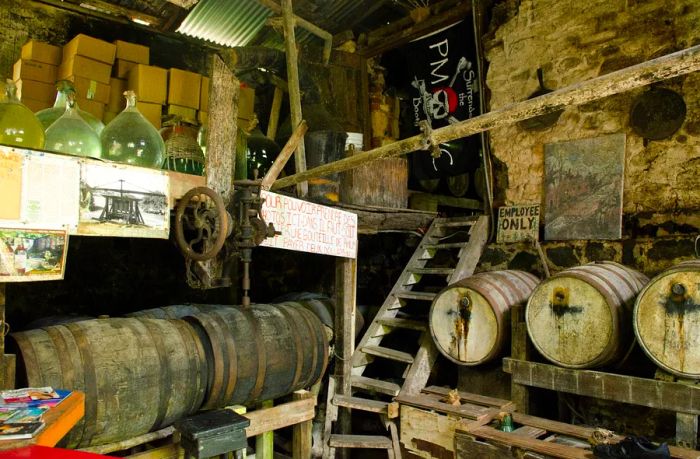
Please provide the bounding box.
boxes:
[0,391,85,451]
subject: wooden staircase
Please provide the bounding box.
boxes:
[324,215,490,458]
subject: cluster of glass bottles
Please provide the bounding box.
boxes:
[0,80,171,171]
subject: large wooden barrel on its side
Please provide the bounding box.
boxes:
[186,303,329,410]
[126,304,225,319]
[634,260,700,378]
[526,262,649,369]
[9,318,207,448]
[429,270,540,365]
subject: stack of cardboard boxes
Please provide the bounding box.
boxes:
[58,34,116,121]
[13,40,62,112]
[14,34,211,132]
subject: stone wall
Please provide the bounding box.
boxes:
[484,0,700,223]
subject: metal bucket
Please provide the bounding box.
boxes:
[429,270,540,365]
[10,317,207,448]
[526,261,649,369]
[634,260,700,378]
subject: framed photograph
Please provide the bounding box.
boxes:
[0,227,69,282]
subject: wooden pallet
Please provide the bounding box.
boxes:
[456,411,700,459]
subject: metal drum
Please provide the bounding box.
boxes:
[634,260,700,378]
[429,270,540,365]
[526,262,649,369]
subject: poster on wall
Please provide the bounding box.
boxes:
[544,133,625,240]
[497,204,540,243]
[77,162,169,239]
[0,227,69,282]
[259,190,358,259]
[384,17,483,196]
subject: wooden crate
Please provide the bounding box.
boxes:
[397,386,513,459]
[455,411,700,459]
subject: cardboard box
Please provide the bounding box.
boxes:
[136,101,162,129]
[114,59,137,79]
[238,85,255,121]
[13,59,57,84]
[63,34,116,65]
[103,110,118,125]
[16,79,55,103]
[21,97,52,113]
[108,78,127,112]
[68,76,111,104]
[168,68,201,109]
[59,55,112,85]
[21,40,61,65]
[199,76,209,111]
[113,40,149,64]
[76,96,105,120]
[128,64,167,104]
[167,104,197,124]
[198,111,208,125]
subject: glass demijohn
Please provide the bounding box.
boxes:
[162,122,205,175]
[44,94,101,159]
[245,127,280,180]
[36,80,105,135]
[0,80,45,150]
[100,91,165,168]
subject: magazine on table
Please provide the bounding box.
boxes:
[0,421,44,440]
[0,388,70,409]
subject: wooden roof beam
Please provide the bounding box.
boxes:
[272,44,700,190]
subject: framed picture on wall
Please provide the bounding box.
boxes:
[544,133,625,240]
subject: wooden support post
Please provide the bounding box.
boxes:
[206,55,239,203]
[676,412,698,449]
[272,44,700,190]
[261,121,308,190]
[256,400,274,459]
[266,86,285,140]
[281,0,308,197]
[334,258,356,444]
[293,391,313,459]
[510,303,531,414]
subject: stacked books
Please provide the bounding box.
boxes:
[0,387,69,440]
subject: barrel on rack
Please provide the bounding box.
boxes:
[526,261,649,369]
[9,317,207,448]
[126,303,225,319]
[185,303,329,410]
[634,260,700,378]
[429,270,540,365]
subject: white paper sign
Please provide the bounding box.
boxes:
[260,190,358,259]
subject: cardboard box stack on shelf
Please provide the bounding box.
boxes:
[198,76,209,125]
[127,64,167,129]
[238,83,255,131]
[13,40,62,112]
[107,40,153,125]
[58,34,116,121]
[167,68,201,125]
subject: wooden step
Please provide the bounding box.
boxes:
[333,395,388,414]
[351,375,401,397]
[377,317,427,331]
[422,242,471,250]
[409,267,454,275]
[329,434,393,449]
[395,291,437,301]
[362,345,414,363]
[434,219,476,228]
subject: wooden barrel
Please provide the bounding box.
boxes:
[429,270,540,365]
[126,304,224,319]
[526,262,649,369]
[634,260,700,378]
[9,318,207,448]
[186,303,329,410]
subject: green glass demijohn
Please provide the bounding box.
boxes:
[162,121,205,176]
[245,126,279,180]
[36,80,105,135]
[44,93,101,159]
[0,80,45,150]
[100,90,165,168]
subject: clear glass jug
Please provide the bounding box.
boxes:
[36,80,105,135]
[0,80,45,150]
[44,94,101,159]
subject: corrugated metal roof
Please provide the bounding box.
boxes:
[176,0,273,47]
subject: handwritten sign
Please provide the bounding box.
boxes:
[260,190,357,259]
[496,204,540,243]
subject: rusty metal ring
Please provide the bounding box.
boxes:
[175,186,228,261]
